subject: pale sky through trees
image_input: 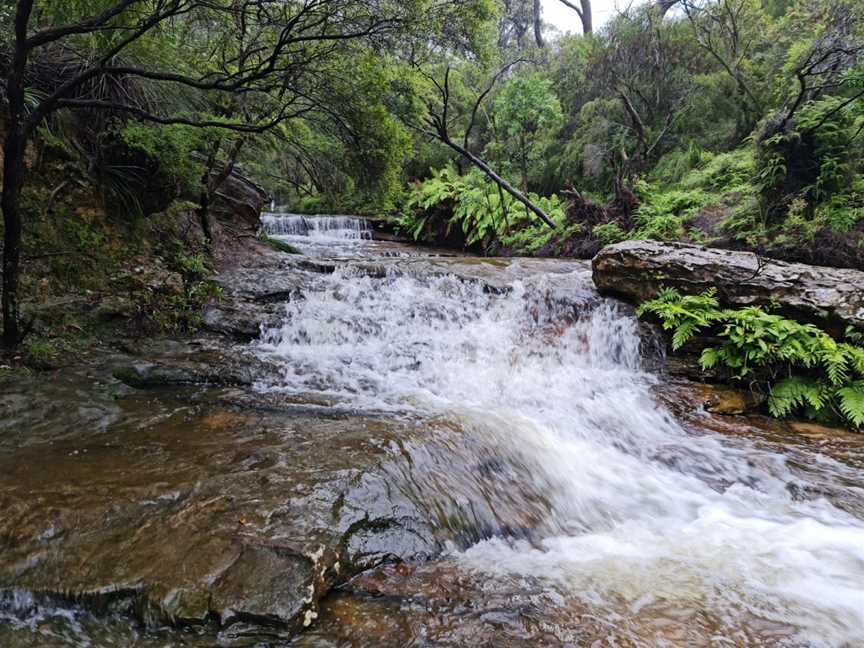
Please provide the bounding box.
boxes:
[541,0,629,34]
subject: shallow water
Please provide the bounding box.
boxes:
[3,213,864,647]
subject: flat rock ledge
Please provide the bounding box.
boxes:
[592,240,864,332]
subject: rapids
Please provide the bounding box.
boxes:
[256,213,864,647]
[2,212,863,647]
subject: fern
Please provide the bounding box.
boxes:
[399,165,566,250]
[638,288,720,350]
[640,287,864,429]
[768,377,823,418]
[821,343,849,386]
[837,383,864,428]
[843,343,864,374]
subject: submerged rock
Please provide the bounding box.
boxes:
[592,240,864,332]
[0,399,440,641]
[0,373,553,643]
[113,357,253,388]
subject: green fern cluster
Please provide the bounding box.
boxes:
[399,165,566,248]
[639,288,864,429]
[630,180,718,242]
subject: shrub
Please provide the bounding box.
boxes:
[24,338,61,367]
[399,166,566,250]
[116,123,206,191]
[679,148,756,195]
[639,287,864,428]
[592,222,627,245]
[631,182,710,241]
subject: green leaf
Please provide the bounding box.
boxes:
[837,383,864,428]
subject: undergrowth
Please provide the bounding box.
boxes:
[639,288,864,429]
[399,165,567,252]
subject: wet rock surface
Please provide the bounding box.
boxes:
[654,379,864,518]
[297,561,805,648]
[593,240,864,332]
[0,382,440,643]
[5,231,864,647]
[0,363,560,646]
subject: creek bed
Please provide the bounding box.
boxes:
[2,214,864,647]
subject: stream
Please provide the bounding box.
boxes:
[2,213,864,647]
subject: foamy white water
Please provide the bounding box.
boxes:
[261,213,370,242]
[256,244,864,646]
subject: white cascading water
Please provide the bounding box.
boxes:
[256,254,864,645]
[261,213,371,241]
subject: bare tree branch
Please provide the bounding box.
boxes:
[420,67,557,230]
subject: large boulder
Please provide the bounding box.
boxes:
[592,241,864,332]
[212,168,269,228]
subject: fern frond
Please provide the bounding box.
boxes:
[842,344,864,376]
[700,347,721,369]
[768,377,818,418]
[837,382,864,428]
[671,319,700,350]
[821,347,849,385]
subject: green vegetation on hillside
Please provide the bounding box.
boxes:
[394,0,863,264]
[1,0,495,349]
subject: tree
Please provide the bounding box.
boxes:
[681,0,769,122]
[597,6,696,186]
[558,0,593,35]
[493,71,564,190]
[0,0,458,348]
[755,4,864,218]
[499,0,539,53]
[417,66,558,229]
[533,0,546,49]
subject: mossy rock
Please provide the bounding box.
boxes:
[259,234,302,255]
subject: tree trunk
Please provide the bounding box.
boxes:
[2,0,34,349]
[558,0,593,35]
[1,127,26,348]
[196,139,222,247]
[656,0,679,18]
[519,133,529,192]
[196,137,246,247]
[580,0,592,35]
[533,0,545,48]
[437,132,556,229]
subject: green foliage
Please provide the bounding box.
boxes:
[399,165,566,250]
[144,250,222,334]
[795,97,860,201]
[24,338,61,368]
[632,182,713,241]
[678,149,757,195]
[258,233,302,255]
[592,222,627,246]
[116,123,206,191]
[651,143,712,186]
[491,71,564,189]
[637,288,722,351]
[494,72,564,141]
[175,252,209,279]
[640,288,864,429]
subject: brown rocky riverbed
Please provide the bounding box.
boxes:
[2,220,864,647]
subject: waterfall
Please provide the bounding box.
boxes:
[256,251,864,645]
[260,213,372,241]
